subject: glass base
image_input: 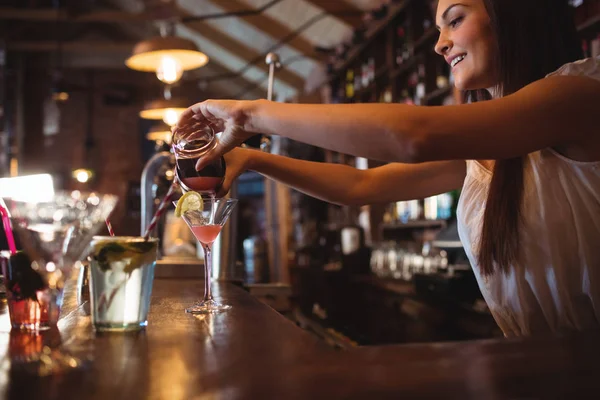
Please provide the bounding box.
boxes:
[93,321,148,332]
[11,322,53,331]
[185,299,231,314]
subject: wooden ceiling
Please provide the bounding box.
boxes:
[0,0,380,100]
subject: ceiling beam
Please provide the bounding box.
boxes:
[6,40,266,97]
[6,41,134,53]
[302,0,363,27]
[204,0,316,60]
[0,7,180,23]
[179,9,305,92]
[190,60,267,100]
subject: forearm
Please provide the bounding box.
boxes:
[246,149,368,206]
[247,100,422,163]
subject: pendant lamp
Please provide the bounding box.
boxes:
[126,36,208,84]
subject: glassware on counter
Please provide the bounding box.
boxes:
[369,241,448,281]
[176,195,237,313]
[4,190,118,374]
[88,236,158,332]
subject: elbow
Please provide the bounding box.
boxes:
[387,122,428,164]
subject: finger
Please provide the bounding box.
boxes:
[195,142,227,171]
[175,101,213,130]
[175,105,199,129]
[216,178,230,198]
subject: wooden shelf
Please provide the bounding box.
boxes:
[424,85,453,105]
[413,27,438,52]
[374,64,390,81]
[382,220,447,230]
[578,14,600,33]
[353,65,390,99]
[390,56,418,80]
[331,0,413,76]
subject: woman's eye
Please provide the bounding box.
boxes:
[450,16,464,28]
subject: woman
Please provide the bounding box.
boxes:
[175,0,600,337]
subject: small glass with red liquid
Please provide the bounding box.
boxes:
[0,251,55,330]
[172,122,226,193]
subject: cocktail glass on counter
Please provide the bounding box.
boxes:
[1,250,55,330]
[4,190,118,374]
[174,194,237,313]
[88,236,158,332]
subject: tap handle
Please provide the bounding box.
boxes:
[262,52,280,153]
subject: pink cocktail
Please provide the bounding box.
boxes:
[175,195,237,314]
[190,225,222,244]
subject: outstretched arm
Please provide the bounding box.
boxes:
[221,148,465,206]
[178,75,600,169]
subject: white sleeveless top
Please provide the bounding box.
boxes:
[457,56,600,337]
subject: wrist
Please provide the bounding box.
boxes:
[243,148,262,171]
[244,99,272,135]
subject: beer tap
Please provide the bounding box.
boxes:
[259,52,281,154]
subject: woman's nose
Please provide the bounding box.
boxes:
[435,34,452,56]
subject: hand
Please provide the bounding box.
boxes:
[215,147,254,197]
[174,100,257,170]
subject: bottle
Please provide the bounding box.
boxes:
[171,123,226,193]
[414,62,426,105]
[395,26,408,65]
[361,62,369,88]
[345,69,355,101]
[591,34,600,58]
[368,57,375,84]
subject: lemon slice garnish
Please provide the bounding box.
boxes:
[175,191,204,217]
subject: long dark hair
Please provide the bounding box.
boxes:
[467,0,583,275]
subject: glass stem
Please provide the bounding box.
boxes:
[203,243,213,302]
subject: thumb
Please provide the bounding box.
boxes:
[216,177,231,198]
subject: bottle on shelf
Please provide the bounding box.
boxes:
[354,67,361,93]
[368,57,376,83]
[379,86,393,103]
[399,88,414,105]
[361,62,369,88]
[591,34,600,58]
[395,26,411,66]
[345,69,355,101]
[436,62,451,89]
[582,39,591,58]
[424,194,453,220]
[414,63,426,105]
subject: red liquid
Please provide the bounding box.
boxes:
[1,252,54,329]
[181,177,223,192]
[191,225,222,244]
[7,296,52,329]
[176,157,225,193]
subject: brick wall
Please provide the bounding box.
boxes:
[19,56,173,236]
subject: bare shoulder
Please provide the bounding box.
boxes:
[527,75,600,162]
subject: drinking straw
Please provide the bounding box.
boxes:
[105,219,115,236]
[0,204,17,255]
[143,176,179,240]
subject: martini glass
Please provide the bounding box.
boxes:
[175,196,237,313]
[4,190,118,374]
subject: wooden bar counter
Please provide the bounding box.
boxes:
[0,278,599,399]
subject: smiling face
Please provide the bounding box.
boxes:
[434,0,499,91]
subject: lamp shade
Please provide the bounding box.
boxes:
[139,98,190,126]
[146,122,173,144]
[125,37,209,72]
